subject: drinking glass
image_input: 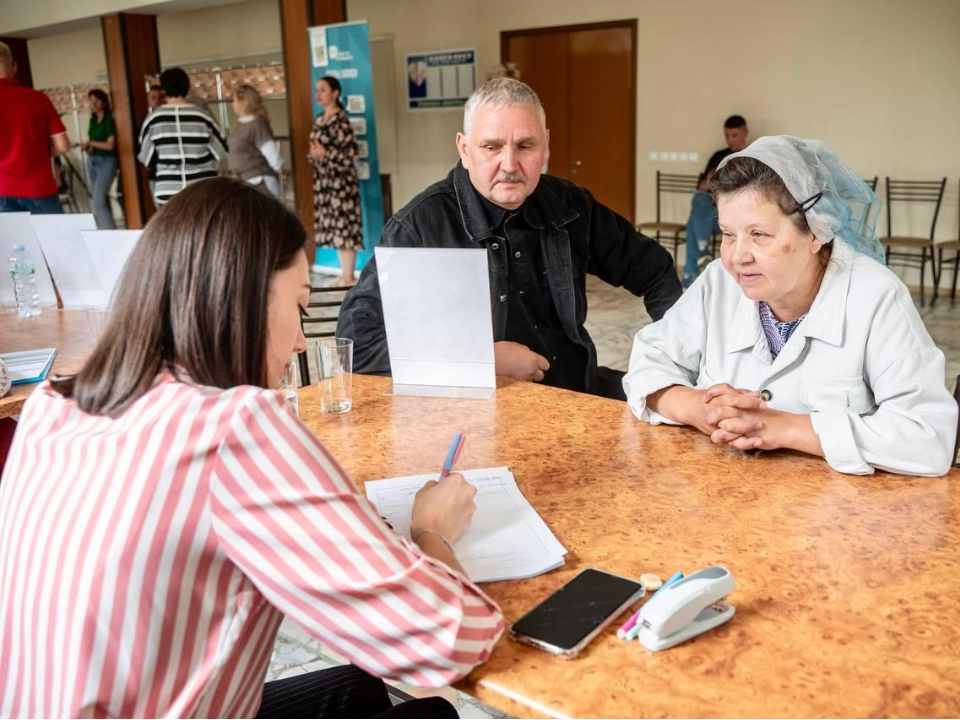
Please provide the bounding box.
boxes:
[280,355,299,417]
[315,338,353,413]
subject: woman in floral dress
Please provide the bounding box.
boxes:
[309,76,364,285]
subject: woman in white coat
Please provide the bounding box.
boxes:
[624,136,957,477]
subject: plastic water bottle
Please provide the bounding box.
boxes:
[281,355,300,417]
[9,244,42,318]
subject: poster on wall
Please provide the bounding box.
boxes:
[308,21,384,274]
[406,48,477,111]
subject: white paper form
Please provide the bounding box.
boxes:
[0,213,59,307]
[30,214,101,308]
[365,467,566,583]
[79,230,142,306]
[376,247,495,397]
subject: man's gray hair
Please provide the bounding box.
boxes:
[0,42,13,70]
[462,78,546,138]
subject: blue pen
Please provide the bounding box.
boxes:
[624,571,684,641]
[657,571,684,595]
[440,431,466,477]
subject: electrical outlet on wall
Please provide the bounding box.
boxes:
[679,152,690,162]
[690,151,700,163]
[649,151,660,161]
[668,151,679,162]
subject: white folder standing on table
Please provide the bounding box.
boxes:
[78,230,143,307]
[0,212,58,307]
[376,246,496,399]
[29,214,101,308]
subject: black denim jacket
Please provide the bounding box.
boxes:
[337,163,682,390]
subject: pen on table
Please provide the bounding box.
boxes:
[618,571,685,639]
[440,430,466,478]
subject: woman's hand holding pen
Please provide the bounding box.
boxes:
[406,432,474,577]
[411,474,477,546]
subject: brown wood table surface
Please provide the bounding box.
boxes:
[0,311,96,419]
[300,374,960,719]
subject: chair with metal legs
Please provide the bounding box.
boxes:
[636,171,698,263]
[297,284,353,386]
[933,180,960,305]
[880,177,947,307]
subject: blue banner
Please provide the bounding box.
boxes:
[308,21,383,273]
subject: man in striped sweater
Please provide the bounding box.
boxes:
[138,67,227,205]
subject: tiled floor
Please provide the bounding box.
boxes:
[282,270,960,718]
[268,619,510,718]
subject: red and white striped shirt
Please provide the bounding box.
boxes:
[0,374,503,718]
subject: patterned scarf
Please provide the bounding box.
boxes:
[758,301,807,360]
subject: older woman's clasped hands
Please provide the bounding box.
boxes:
[701,384,767,448]
[701,384,817,452]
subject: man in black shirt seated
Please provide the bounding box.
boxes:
[681,115,749,288]
[337,78,681,400]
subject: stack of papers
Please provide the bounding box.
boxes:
[365,466,566,583]
[1,348,58,385]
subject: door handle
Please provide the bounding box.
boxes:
[569,160,582,166]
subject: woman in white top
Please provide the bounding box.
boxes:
[624,136,957,476]
[228,84,284,197]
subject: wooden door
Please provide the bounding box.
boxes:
[503,32,570,182]
[503,21,636,222]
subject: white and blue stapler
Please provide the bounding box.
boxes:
[636,565,735,652]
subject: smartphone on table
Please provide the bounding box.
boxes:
[509,568,644,659]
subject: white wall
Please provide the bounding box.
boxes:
[28,27,107,88]
[18,0,960,283]
[156,0,281,67]
[350,0,960,256]
[0,0,240,36]
[25,0,283,90]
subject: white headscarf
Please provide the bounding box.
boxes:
[717,135,885,263]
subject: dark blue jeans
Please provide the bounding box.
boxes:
[683,191,720,280]
[0,194,63,214]
[87,154,118,229]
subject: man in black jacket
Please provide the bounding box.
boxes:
[337,78,681,400]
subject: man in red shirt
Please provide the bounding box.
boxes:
[0,41,71,214]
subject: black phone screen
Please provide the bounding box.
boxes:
[511,569,643,650]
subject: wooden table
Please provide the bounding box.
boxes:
[301,375,960,718]
[0,310,95,419]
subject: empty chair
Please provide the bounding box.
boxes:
[933,180,960,304]
[297,283,352,385]
[636,171,698,261]
[880,177,947,307]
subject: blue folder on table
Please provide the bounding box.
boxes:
[1,348,58,385]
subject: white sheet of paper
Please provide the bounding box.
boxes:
[0,212,59,307]
[80,230,142,306]
[30,214,103,308]
[365,467,566,583]
[376,247,495,390]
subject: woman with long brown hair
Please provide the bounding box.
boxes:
[0,178,502,718]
